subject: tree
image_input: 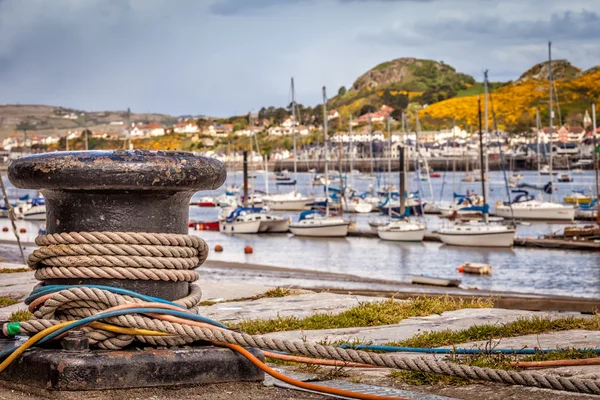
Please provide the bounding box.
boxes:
[381,90,408,111]
[359,104,376,116]
[338,86,347,96]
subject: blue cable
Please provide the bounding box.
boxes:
[338,344,600,355]
[26,285,184,309]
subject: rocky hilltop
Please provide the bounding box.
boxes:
[351,57,474,93]
[516,60,581,83]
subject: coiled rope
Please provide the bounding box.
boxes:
[7,231,600,396]
[22,232,206,348]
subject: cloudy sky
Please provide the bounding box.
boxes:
[0,0,599,116]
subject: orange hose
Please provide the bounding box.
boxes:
[513,357,600,368]
[262,351,378,369]
[215,342,408,400]
[28,293,53,312]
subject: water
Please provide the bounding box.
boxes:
[1,171,599,299]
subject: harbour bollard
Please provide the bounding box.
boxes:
[9,150,226,300]
[2,150,265,391]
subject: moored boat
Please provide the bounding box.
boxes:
[495,190,575,221]
[377,219,426,242]
[412,275,461,287]
[288,210,350,237]
[438,220,515,248]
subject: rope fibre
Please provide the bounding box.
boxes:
[11,231,600,395]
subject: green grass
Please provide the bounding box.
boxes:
[233,296,493,335]
[8,309,32,322]
[262,287,293,298]
[456,82,484,97]
[387,315,600,349]
[387,316,600,385]
[0,297,18,308]
[0,268,30,274]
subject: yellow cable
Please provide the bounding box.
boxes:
[90,322,171,337]
[0,321,76,373]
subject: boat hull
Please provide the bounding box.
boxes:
[289,222,349,237]
[495,205,574,221]
[24,206,46,221]
[378,228,425,242]
[438,230,515,247]
[220,220,261,234]
[265,198,312,211]
[260,219,290,233]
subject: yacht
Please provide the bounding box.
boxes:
[219,207,262,234]
[438,219,515,247]
[263,191,313,211]
[495,190,575,221]
[289,210,349,237]
[24,197,46,221]
[377,219,426,242]
[342,196,373,213]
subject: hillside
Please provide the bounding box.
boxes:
[329,58,475,119]
[421,63,600,132]
[0,105,178,138]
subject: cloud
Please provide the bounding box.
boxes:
[209,0,311,15]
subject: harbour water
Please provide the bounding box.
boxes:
[1,170,599,298]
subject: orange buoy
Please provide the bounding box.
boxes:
[19,228,26,233]
[457,265,465,273]
[244,245,253,254]
[2,227,8,232]
[214,244,223,252]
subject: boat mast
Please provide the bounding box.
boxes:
[484,71,489,201]
[368,114,374,177]
[593,103,599,225]
[349,115,354,188]
[399,140,406,218]
[337,124,344,217]
[536,107,541,184]
[477,97,487,223]
[452,118,456,195]
[387,116,392,218]
[548,41,554,202]
[402,112,410,194]
[249,112,255,207]
[322,87,330,218]
[291,78,298,192]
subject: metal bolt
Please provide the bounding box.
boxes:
[8,150,226,300]
[61,330,90,352]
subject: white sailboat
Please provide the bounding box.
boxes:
[495,43,574,222]
[377,125,426,242]
[219,207,262,234]
[264,78,313,211]
[495,191,574,221]
[438,80,515,248]
[24,197,46,221]
[289,86,350,238]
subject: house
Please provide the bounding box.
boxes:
[268,125,309,137]
[91,132,108,139]
[327,110,339,120]
[142,122,165,137]
[207,124,232,138]
[356,105,394,125]
[173,121,199,134]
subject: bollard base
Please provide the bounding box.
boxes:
[0,345,264,391]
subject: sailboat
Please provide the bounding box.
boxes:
[289,86,350,237]
[438,88,515,248]
[377,143,426,242]
[495,43,574,221]
[264,78,314,211]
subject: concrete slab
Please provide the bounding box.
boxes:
[197,292,388,323]
[195,279,274,302]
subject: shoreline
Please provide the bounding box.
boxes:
[202,259,599,313]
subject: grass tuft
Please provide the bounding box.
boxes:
[233,296,493,335]
[388,315,600,349]
[263,287,292,298]
[8,309,32,322]
[0,268,30,274]
[0,297,18,308]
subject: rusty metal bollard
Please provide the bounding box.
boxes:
[9,150,226,300]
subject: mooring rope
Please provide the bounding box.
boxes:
[7,231,600,395]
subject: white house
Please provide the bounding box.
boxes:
[173,122,199,134]
[142,122,165,137]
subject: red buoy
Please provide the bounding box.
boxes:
[457,265,465,273]
[214,244,223,252]
[2,227,8,232]
[244,246,253,254]
[19,228,26,233]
